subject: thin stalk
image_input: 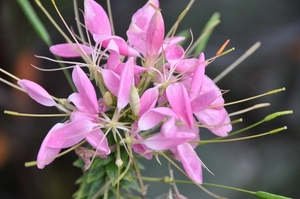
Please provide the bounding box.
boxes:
[213,42,261,83]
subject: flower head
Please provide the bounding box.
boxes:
[19,0,232,187]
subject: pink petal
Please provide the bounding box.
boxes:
[18,79,56,106]
[201,75,225,106]
[160,117,176,136]
[138,107,177,131]
[94,35,140,57]
[46,120,96,148]
[166,83,194,128]
[189,53,206,100]
[86,128,110,154]
[127,24,147,56]
[191,90,221,113]
[130,0,159,31]
[139,87,159,116]
[165,44,184,65]
[194,108,232,136]
[143,131,196,151]
[117,57,134,110]
[99,68,120,96]
[176,143,203,184]
[177,118,200,149]
[106,40,120,71]
[175,58,198,73]
[146,11,164,59]
[127,0,159,55]
[49,43,93,58]
[37,123,64,169]
[84,0,111,36]
[115,63,147,76]
[163,36,185,49]
[71,66,98,113]
[131,134,152,160]
[70,110,95,121]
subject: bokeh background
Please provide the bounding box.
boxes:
[1,0,300,198]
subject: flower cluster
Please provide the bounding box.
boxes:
[18,0,233,185]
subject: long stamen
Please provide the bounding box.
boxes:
[4,111,69,117]
[223,87,285,107]
[0,68,20,81]
[228,103,270,116]
[199,126,287,144]
[51,0,92,63]
[213,41,261,83]
[0,77,23,92]
[73,0,85,41]
[166,0,195,38]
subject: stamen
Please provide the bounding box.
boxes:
[0,68,20,81]
[4,110,69,117]
[73,0,85,42]
[228,103,270,116]
[106,0,115,35]
[216,39,230,56]
[199,126,287,144]
[166,0,195,38]
[223,87,285,107]
[213,41,261,83]
[0,77,23,92]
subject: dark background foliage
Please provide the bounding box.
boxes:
[0,0,300,198]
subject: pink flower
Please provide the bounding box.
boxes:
[37,123,64,169]
[50,0,139,60]
[54,66,110,152]
[127,0,164,66]
[36,66,110,168]
[84,0,139,57]
[17,79,58,107]
[190,62,232,136]
[127,0,159,57]
[142,118,196,151]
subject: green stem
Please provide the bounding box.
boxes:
[139,175,256,196]
[202,183,255,195]
[159,152,223,199]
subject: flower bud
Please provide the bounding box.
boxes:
[129,85,140,115]
[103,91,113,106]
[115,157,123,168]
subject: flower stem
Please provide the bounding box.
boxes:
[159,152,224,199]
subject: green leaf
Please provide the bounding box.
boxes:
[73,158,85,169]
[73,174,89,199]
[88,158,107,181]
[194,12,220,54]
[87,177,105,199]
[17,0,51,46]
[255,191,292,199]
[105,161,119,180]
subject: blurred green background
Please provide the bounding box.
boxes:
[0,0,300,198]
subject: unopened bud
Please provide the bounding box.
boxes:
[129,86,140,115]
[255,191,292,199]
[115,158,123,167]
[103,92,113,106]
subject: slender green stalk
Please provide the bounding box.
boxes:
[17,0,51,46]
